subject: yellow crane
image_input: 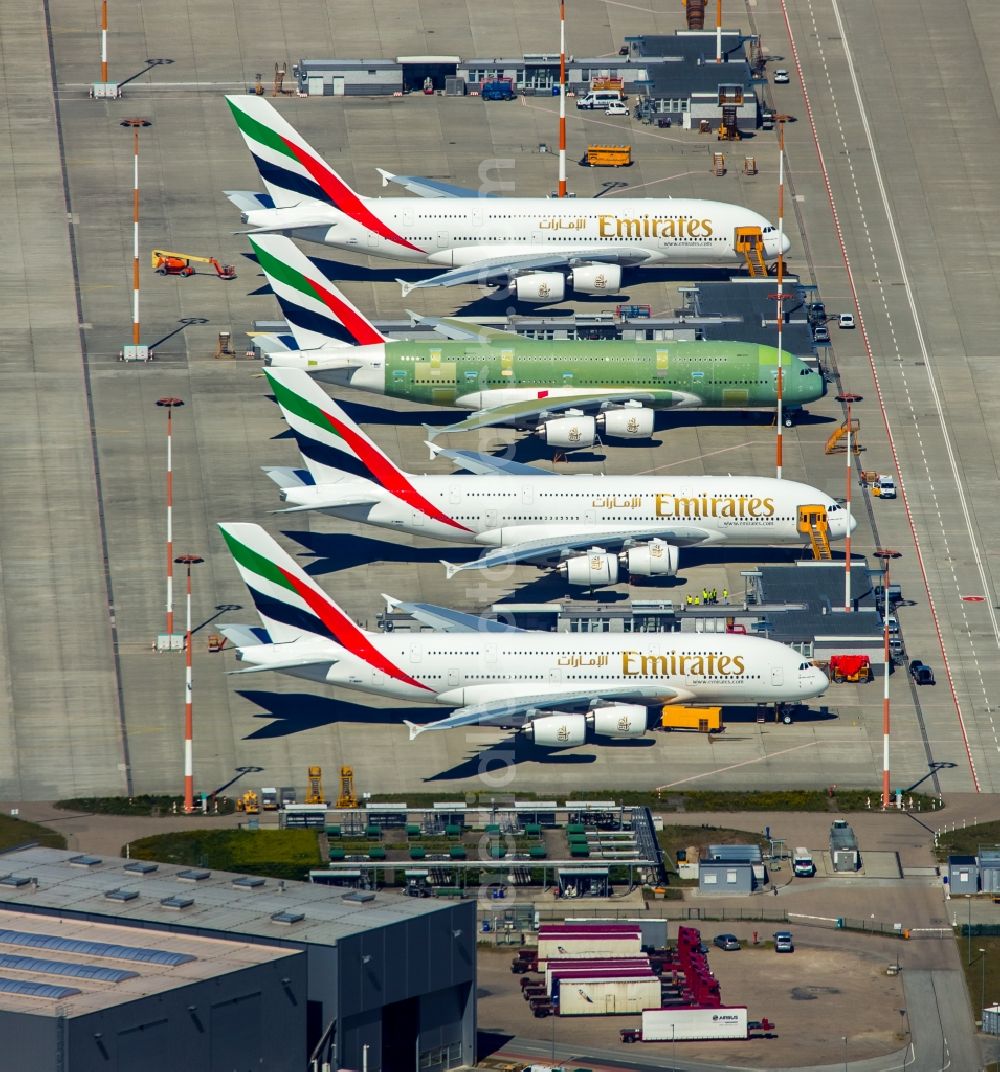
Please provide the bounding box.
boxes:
[305,766,325,805]
[337,766,359,809]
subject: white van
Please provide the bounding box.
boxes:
[577,90,624,109]
[792,847,815,877]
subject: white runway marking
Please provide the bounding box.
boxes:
[781,0,986,788]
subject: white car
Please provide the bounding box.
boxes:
[838,313,856,329]
[774,69,790,84]
[605,101,629,116]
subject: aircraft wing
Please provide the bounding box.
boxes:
[377,168,497,199]
[405,684,678,739]
[399,247,653,296]
[272,490,385,514]
[427,443,555,478]
[260,465,315,489]
[405,309,522,344]
[227,657,337,675]
[224,190,275,212]
[382,594,527,634]
[217,624,271,647]
[249,333,299,354]
[441,525,711,578]
[424,390,674,439]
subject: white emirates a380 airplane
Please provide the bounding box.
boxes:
[263,367,854,586]
[218,523,829,744]
[225,95,789,302]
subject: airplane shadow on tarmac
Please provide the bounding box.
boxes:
[235,691,657,778]
[424,732,657,783]
[282,529,471,576]
[237,690,420,740]
[261,391,438,431]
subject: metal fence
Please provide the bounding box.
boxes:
[476,902,959,940]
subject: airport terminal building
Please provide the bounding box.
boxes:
[0,846,476,1072]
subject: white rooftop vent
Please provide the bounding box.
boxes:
[177,869,211,882]
[271,911,305,926]
[124,862,158,875]
[104,888,139,902]
[159,895,194,910]
[342,890,376,904]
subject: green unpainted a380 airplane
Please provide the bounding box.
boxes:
[249,234,826,449]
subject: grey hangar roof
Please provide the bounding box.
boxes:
[0,846,466,948]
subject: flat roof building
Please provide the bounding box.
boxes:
[0,905,304,1072]
[0,846,475,1072]
[698,843,764,894]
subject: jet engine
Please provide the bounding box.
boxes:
[523,712,587,748]
[559,550,620,587]
[598,405,654,439]
[511,272,566,303]
[534,414,597,450]
[622,540,679,578]
[570,263,623,295]
[590,704,649,738]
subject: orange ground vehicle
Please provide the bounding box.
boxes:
[151,250,237,279]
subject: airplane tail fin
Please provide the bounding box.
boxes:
[218,522,432,691]
[249,233,388,350]
[264,367,408,486]
[226,95,358,211]
[225,96,424,259]
[219,522,358,645]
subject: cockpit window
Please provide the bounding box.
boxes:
[798,662,810,671]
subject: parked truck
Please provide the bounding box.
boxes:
[631,1006,750,1041]
[536,924,643,964]
[557,976,661,1016]
[860,471,896,499]
[260,787,279,810]
[792,846,815,877]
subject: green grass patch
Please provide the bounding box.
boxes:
[56,796,235,817]
[126,829,322,881]
[655,823,769,890]
[0,814,66,852]
[956,937,1000,1024]
[657,823,767,879]
[936,820,1000,862]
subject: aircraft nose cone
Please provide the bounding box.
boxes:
[849,512,858,534]
[781,233,792,255]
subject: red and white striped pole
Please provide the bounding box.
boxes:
[774,118,786,479]
[177,554,203,814]
[716,0,723,62]
[836,393,862,610]
[558,0,567,198]
[157,398,184,639]
[876,550,901,809]
[120,119,150,347]
[100,0,108,83]
[131,127,140,344]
